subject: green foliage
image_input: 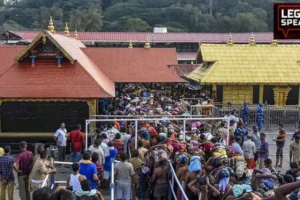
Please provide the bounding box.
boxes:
[0,0,283,32]
[0,20,26,32]
[69,7,103,31]
[123,18,149,32]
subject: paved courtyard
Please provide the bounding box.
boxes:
[9,126,297,200]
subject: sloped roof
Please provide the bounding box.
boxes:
[0,61,113,98]
[185,44,300,84]
[0,30,115,98]
[8,31,300,43]
[169,64,199,77]
[0,46,24,75]
[82,48,183,83]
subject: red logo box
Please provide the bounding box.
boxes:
[274,3,300,39]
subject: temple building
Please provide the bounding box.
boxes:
[0,18,183,147]
[186,34,300,106]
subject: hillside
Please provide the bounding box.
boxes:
[0,0,297,33]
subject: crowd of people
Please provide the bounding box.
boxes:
[0,116,296,200]
[0,84,300,200]
[99,83,212,117]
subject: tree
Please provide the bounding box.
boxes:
[195,14,217,32]
[69,7,103,31]
[0,0,287,33]
[32,6,63,30]
[0,20,26,32]
[123,18,149,32]
[231,13,268,32]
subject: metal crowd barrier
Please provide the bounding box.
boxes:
[168,161,188,200]
[92,114,207,119]
[216,106,300,129]
[85,117,230,150]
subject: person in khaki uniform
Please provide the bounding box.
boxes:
[290,135,300,165]
[30,150,56,191]
[129,149,143,200]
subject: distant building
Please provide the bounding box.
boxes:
[186,34,300,106]
[1,30,300,64]
[0,19,183,148]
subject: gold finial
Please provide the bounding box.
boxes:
[64,23,69,37]
[249,33,255,46]
[128,40,133,48]
[48,16,55,33]
[74,30,78,40]
[144,39,151,48]
[227,33,234,46]
[271,39,278,46]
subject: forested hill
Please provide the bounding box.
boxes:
[0,0,297,33]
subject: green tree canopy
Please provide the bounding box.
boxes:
[0,0,291,32]
[123,18,150,32]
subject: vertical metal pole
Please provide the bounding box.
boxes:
[168,166,172,200]
[50,157,54,187]
[226,117,230,145]
[110,160,115,200]
[183,119,186,142]
[85,120,89,150]
[135,120,138,149]
[182,181,185,200]
[172,170,174,188]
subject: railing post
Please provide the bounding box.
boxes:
[168,166,172,200]
[226,117,230,146]
[182,181,185,200]
[183,119,186,142]
[110,159,115,200]
[134,120,138,149]
[49,157,54,188]
[85,120,89,150]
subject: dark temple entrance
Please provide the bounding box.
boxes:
[1,101,89,132]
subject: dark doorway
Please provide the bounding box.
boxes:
[1,101,89,132]
[263,86,275,105]
[286,85,299,105]
[253,85,259,104]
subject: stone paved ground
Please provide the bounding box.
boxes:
[10,126,296,200]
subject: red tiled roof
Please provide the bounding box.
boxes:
[0,31,115,98]
[0,61,113,98]
[82,48,184,83]
[169,64,199,77]
[49,32,115,97]
[177,52,197,60]
[0,46,24,75]
[9,31,300,43]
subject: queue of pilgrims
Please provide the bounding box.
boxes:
[1,84,300,200]
[1,119,300,200]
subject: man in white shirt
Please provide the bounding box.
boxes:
[231,136,244,156]
[229,112,238,130]
[88,140,105,165]
[242,133,257,169]
[250,126,260,161]
[54,122,67,162]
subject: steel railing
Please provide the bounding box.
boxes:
[86,117,230,150]
[168,161,188,200]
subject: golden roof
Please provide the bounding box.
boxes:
[186,44,300,84]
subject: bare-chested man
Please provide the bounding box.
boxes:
[151,159,169,200]
[176,155,188,200]
[184,156,203,200]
